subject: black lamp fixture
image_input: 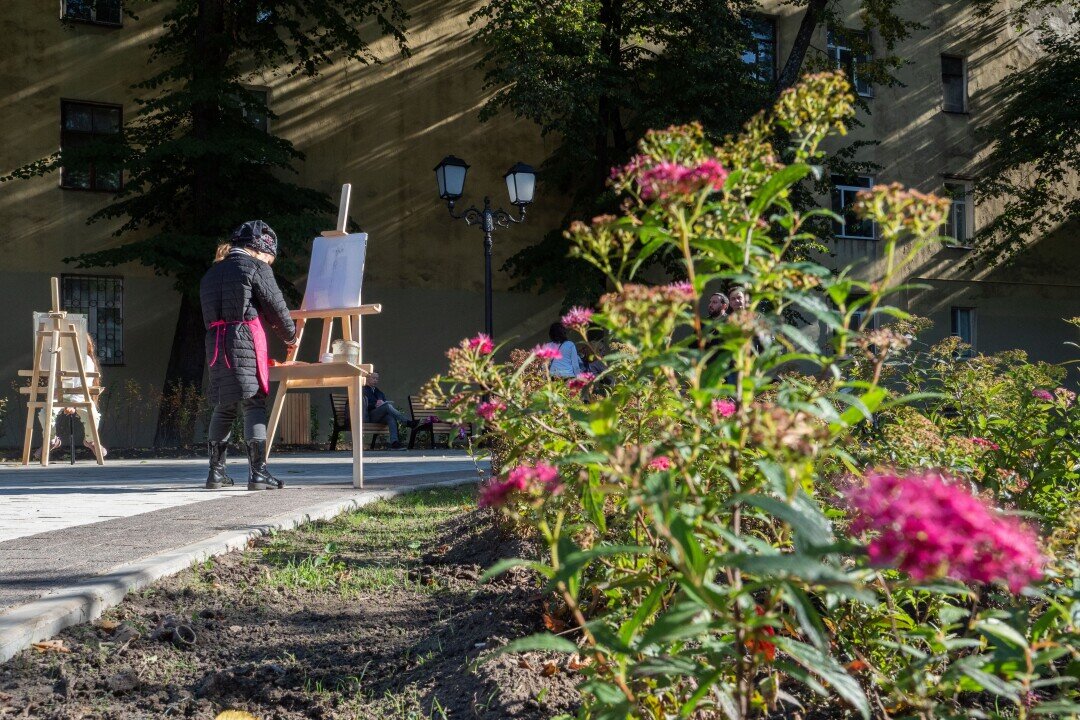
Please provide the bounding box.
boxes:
[434,155,537,338]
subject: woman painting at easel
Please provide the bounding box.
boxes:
[201,220,298,491]
[33,335,107,460]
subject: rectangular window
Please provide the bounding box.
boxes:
[831,174,875,239]
[239,88,269,133]
[62,0,122,26]
[61,275,124,366]
[742,15,777,84]
[850,296,878,331]
[941,55,967,113]
[944,181,974,246]
[951,306,976,353]
[60,100,122,191]
[827,29,873,98]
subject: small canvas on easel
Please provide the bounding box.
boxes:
[302,233,368,311]
[33,312,87,372]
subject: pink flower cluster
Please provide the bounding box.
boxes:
[846,471,1044,593]
[533,343,562,360]
[712,398,737,419]
[970,437,1000,451]
[467,333,494,354]
[1032,389,1054,402]
[477,399,506,421]
[662,281,695,303]
[647,456,673,471]
[567,372,595,393]
[478,463,561,508]
[636,159,729,201]
[561,307,594,332]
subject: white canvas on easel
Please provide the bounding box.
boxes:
[302,233,367,311]
[33,312,88,372]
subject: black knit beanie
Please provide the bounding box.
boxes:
[230,220,278,257]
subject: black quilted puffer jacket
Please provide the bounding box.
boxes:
[200,249,296,405]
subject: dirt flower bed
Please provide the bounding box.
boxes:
[0,486,579,719]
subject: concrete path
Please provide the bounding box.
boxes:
[0,452,484,661]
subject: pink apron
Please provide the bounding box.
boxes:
[209,317,270,396]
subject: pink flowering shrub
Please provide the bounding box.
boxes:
[847,471,1043,592]
[466,333,494,354]
[532,343,562,360]
[1032,388,1054,402]
[423,74,1077,720]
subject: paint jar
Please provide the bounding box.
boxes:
[332,339,361,365]
[320,352,334,364]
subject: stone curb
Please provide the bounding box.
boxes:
[0,471,479,663]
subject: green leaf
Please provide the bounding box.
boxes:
[829,387,887,432]
[958,664,1021,699]
[781,583,829,651]
[774,638,870,720]
[639,602,709,648]
[748,164,811,216]
[494,632,579,656]
[618,583,665,646]
[480,558,553,583]
[975,618,1030,651]
[735,493,834,547]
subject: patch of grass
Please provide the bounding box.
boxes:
[258,485,476,598]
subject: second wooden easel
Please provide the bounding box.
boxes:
[20,277,105,467]
[265,184,381,488]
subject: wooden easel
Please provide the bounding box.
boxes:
[19,277,105,467]
[265,184,381,488]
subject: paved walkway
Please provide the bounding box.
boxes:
[0,452,483,613]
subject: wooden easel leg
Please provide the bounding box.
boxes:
[70,328,104,465]
[347,376,363,488]
[40,326,61,468]
[266,380,290,462]
[22,333,47,465]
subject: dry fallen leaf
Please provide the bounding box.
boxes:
[567,654,592,671]
[95,619,120,632]
[31,639,70,654]
[215,712,259,720]
[517,658,533,670]
[541,661,559,677]
[542,614,567,633]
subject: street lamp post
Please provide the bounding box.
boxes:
[434,156,536,339]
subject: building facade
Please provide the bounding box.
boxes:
[0,1,1075,448]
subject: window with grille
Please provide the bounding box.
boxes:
[61,276,124,366]
[944,181,974,246]
[62,0,122,26]
[941,55,967,113]
[827,29,873,98]
[741,16,777,84]
[831,174,876,239]
[951,306,976,355]
[61,100,122,191]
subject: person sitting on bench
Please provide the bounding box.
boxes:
[363,371,412,450]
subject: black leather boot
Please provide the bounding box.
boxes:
[205,441,234,489]
[246,439,284,490]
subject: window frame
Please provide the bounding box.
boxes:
[941,54,968,114]
[831,174,877,240]
[237,86,270,133]
[59,99,124,193]
[950,306,977,354]
[742,14,778,84]
[60,274,126,367]
[827,28,874,98]
[60,0,123,28]
[943,180,975,248]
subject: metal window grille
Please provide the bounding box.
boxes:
[741,16,777,83]
[60,100,123,192]
[827,29,873,98]
[61,275,124,365]
[941,55,966,112]
[830,175,876,239]
[62,0,122,26]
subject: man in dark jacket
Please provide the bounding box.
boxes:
[363,371,411,450]
[200,220,297,490]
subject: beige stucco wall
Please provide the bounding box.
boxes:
[1,1,1075,447]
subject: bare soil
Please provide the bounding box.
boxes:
[0,487,580,719]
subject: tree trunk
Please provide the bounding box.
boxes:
[776,0,830,92]
[154,292,206,447]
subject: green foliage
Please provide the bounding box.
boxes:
[972,3,1080,266]
[427,73,1080,718]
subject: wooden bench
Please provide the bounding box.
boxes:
[329,393,391,450]
[407,396,473,449]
